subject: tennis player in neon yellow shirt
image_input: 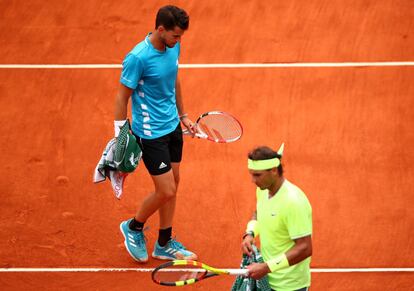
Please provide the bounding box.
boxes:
[242,143,312,291]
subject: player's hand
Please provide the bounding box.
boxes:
[241,234,254,256]
[180,116,197,136]
[246,263,271,280]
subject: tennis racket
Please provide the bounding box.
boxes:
[182,111,243,143]
[151,259,248,286]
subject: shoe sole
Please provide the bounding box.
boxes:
[151,252,198,261]
[119,222,148,263]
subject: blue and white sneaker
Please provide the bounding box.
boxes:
[152,238,198,261]
[119,219,148,263]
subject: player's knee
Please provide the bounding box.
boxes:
[158,186,177,201]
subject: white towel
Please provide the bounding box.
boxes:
[93,138,128,199]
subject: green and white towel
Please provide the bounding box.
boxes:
[231,245,272,291]
[93,138,128,199]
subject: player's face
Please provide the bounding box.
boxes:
[160,26,185,48]
[249,169,275,190]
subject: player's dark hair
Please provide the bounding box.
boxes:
[248,146,284,175]
[155,5,189,31]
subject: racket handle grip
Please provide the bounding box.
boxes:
[182,129,206,139]
[228,269,249,276]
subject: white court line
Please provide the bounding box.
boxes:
[0,62,413,69]
[1,267,413,273]
[1,61,412,274]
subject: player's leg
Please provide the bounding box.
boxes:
[152,125,197,260]
[120,133,175,262]
[120,169,179,262]
[158,162,180,229]
[157,125,182,231]
[135,169,177,222]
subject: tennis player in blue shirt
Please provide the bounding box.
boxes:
[114,5,197,263]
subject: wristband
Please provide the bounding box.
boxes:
[179,113,188,120]
[246,220,258,237]
[266,254,290,272]
[114,120,127,137]
[242,231,255,240]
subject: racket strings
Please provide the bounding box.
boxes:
[198,114,242,142]
[152,266,208,284]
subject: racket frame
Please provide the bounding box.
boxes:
[151,259,248,286]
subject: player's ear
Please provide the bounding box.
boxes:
[157,25,165,33]
[270,167,278,175]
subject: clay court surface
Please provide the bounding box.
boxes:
[1,1,413,290]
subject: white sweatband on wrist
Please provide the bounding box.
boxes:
[246,220,258,237]
[114,120,127,137]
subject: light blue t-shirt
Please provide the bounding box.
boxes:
[120,33,180,139]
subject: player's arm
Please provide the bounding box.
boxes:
[114,83,133,137]
[175,76,196,134]
[285,235,312,266]
[175,76,185,118]
[248,235,312,280]
[241,211,257,256]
